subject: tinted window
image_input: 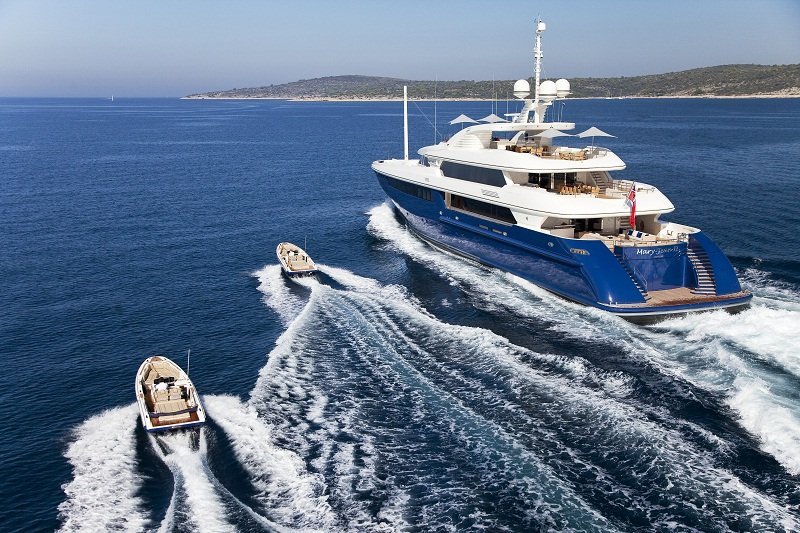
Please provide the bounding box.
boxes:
[450,194,516,224]
[441,162,506,187]
[385,176,434,201]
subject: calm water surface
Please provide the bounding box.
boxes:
[1,97,799,531]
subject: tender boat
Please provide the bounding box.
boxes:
[277,242,318,278]
[371,20,751,322]
[135,356,206,432]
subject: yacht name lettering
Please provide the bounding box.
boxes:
[634,245,682,256]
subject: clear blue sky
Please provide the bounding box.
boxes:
[1,0,798,97]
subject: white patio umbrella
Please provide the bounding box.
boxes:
[449,114,478,130]
[576,126,616,149]
[478,113,508,123]
[533,128,573,139]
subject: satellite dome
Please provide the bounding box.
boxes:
[513,79,530,99]
[555,78,571,98]
[538,80,557,101]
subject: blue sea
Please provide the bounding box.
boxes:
[1,97,800,532]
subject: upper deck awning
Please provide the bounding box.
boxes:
[577,126,616,138]
[449,114,478,125]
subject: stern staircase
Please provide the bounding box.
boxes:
[614,249,651,301]
[687,244,717,295]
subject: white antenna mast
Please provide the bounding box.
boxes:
[533,18,545,105]
[403,86,409,160]
[434,77,438,144]
[186,348,191,375]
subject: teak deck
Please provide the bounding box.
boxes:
[619,288,750,308]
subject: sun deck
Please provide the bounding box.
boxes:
[497,141,612,162]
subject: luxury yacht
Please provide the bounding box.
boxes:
[371,20,751,321]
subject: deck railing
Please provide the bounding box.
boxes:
[607,180,656,193]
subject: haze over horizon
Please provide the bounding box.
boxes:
[1,0,798,97]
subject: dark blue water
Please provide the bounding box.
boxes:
[1,97,799,532]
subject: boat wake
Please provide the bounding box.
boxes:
[58,402,302,532]
[354,201,800,527]
[58,209,800,530]
[203,394,336,531]
[58,404,150,532]
[150,429,236,533]
[247,249,799,530]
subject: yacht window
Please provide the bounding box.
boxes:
[440,161,506,187]
[529,172,577,191]
[450,194,516,224]
[384,176,434,201]
[420,156,430,167]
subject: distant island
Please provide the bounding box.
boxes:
[185,64,800,100]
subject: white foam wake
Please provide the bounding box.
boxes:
[323,242,634,397]
[366,201,800,482]
[657,305,800,377]
[152,429,235,533]
[253,264,311,326]
[204,394,336,531]
[740,266,800,311]
[58,403,149,532]
[245,284,409,530]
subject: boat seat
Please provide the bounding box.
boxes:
[157,413,190,424]
[154,389,170,402]
[152,399,189,415]
[168,388,183,400]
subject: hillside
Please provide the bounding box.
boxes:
[185,65,800,100]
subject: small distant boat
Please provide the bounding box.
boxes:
[277,242,318,278]
[135,355,206,432]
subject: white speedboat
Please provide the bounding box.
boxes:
[277,242,318,278]
[135,356,206,432]
[371,20,750,321]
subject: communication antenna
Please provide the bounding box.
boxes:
[434,77,438,144]
[186,348,191,375]
[533,18,545,102]
[403,86,409,160]
[492,76,495,115]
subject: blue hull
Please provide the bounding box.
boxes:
[374,171,751,320]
